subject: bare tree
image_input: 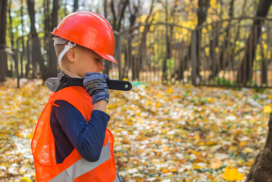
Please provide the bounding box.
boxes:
[110,0,129,31]
[20,0,25,78]
[8,0,13,48]
[209,0,235,79]
[7,0,15,77]
[104,0,108,19]
[48,0,59,77]
[103,0,129,77]
[237,0,272,85]
[0,0,8,82]
[172,0,210,81]
[73,0,78,12]
[124,0,141,79]
[159,0,178,82]
[129,0,155,80]
[194,0,210,80]
[26,0,46,80]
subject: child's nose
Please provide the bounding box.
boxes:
[99,61,104,71]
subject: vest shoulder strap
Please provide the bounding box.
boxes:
[48,86,93,121]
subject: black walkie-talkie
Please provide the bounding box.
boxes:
[45,72,132,92]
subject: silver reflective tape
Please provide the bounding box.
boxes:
[50,143,111,182]
[49,170,73,182]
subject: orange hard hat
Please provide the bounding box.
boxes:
[51,11,118,64]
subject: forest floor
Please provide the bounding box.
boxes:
[0,78,271,182]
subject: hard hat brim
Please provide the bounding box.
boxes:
[95,51,118,64]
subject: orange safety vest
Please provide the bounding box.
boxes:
[31,86,118,182]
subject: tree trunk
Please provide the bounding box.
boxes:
[135,0,155,80]
[195,0,210,79]
[42,0,59,79]
[209,0,234,79]
[48,0,59,77]
[122,1,139,79]
[26,0,45,80]
[51,0,59,31]
[20,0,25,78]
[0,0,8,82]
[7,0,15,77]
[260,41,267,84]
[109,0,129,79]
[162,0,177,82]
[246,113,272,181]
[237,0,272,85]
[104,0,108,19]
[116,0,129,32]
[161,0,169,82]
[110,0,116,30]
[103,0,110,75]
[172,0,210,81]
[64,0,67,16]
[73,0,78,12]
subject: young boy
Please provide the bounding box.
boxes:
[31,11,122,182]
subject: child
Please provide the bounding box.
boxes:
[31,11,122,182]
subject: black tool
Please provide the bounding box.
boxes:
[45,72,132,92]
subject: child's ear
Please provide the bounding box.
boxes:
[66,48,75,63]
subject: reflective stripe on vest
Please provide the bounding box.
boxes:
[50,143,113,182]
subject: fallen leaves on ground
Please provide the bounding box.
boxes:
[0,78,272,181]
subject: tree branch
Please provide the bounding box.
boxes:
[116,0,129,31]
[110,0,116,30]
[144,0,155,23]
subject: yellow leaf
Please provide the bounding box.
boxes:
[210,0,216,8]
[156,93,163,99]
[207,98,215,103]
[239,141,247,147]
[116,152,123,157]
[162,168,169,173]
[17,132,24,138]
[169,167,177,172]
[199,142,205,146]
[20,177,32,182]
[210,159,222,169]
[166,88,174,94]
[155,102,161,108]
[229,146,238,152]
[161,129,168,134]
[206,141,216,146]
[145,100,152,106]
[27,133,33,139]
[163,146,170,151]
[269,94,272,99]
[193,163,202,169]
[126,121,133,125]
[264,105,271,113]
[221,167,244,181]
[194,135,200,142]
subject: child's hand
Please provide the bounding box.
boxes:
[83,72,110,105]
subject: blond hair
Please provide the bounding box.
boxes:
[54,43,96,64]
[54,44,69,64]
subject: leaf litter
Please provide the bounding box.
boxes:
[0,79,271,182]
